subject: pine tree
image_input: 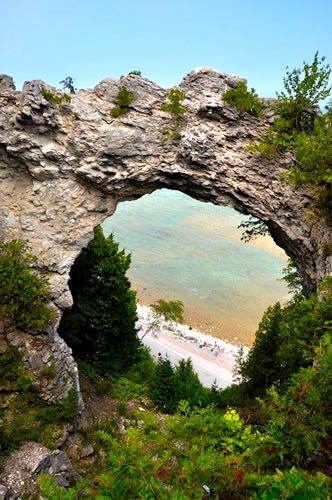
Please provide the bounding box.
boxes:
[173,358,207,408]
[150,357,176,413]
[240,303,283,394]
[59,226,139,374]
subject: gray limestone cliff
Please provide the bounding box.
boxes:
[0,69,331,401]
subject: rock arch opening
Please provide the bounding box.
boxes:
[103,188,289,346]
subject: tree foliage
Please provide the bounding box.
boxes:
[251,53,332,221]
[128,70,142,76]
[150,298,184,323]
[0,240,53,331]
[59,226,140,374]
[223,80,265,117]
[238,276,332,396]
[239,303,283,393]
[149,356,208,413]
[277,52,331,115]
[238,216,269,242]
[59,76,77,94]
[259,334,332,467]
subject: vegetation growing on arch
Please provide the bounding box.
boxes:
[41,87,71,105]
[160,87,187,141]
[128,70,142,77]
[250,52,332,222]
[223,80,265,117]
[160,87,187,118]
[110,86,134,118]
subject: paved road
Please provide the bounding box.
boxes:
[141,333,234,389]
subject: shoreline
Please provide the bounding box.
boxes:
[136,304,249,360]
[134,288,256,347]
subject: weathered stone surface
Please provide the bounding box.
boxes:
[0,68,331,401]
[0,484,7,500]
[1,327,79,403]
[0,442,80,498]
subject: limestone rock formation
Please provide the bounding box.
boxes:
[0,69,331,400]
[0,441,80,498]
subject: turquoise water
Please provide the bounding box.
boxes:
[102,189,289,344]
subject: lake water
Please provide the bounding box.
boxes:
[102,189,289,346]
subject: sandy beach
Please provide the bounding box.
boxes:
[136,304,249,377]
[135,290,256,347]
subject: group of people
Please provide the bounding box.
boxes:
[198,340,225,357]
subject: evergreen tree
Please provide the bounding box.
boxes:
[173,358,207,408]
[240,303,283,394]
[150,357,176,413]
[59,226,139,374]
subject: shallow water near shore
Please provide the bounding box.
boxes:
[103,189,289,346]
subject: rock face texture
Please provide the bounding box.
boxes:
[0,441,80,498]
[0,69,331,399]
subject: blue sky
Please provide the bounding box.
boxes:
[1,0,331,96]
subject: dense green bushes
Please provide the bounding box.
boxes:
[59,226,140,374]
[259,334,332,467]
[39,402,332,498]
[0,240,53,331]
[149,357,209,413]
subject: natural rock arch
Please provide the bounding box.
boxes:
[0,69,331,400]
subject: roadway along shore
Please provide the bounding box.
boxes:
[136,305,248,389]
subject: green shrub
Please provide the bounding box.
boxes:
[160,88,186,141]
[254,468,332,499]
[162,127,182,142]
[128,70,142,76]
[210,383,250,409]
[160,87,186,119]
[110,86,134,117]
[41,87,71,105]
[0,240,53,331]
[37,400,332,498]
[223,80,265,116]
[275,51,331,132]
[125,346,156,385]
[112,377,146,401]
